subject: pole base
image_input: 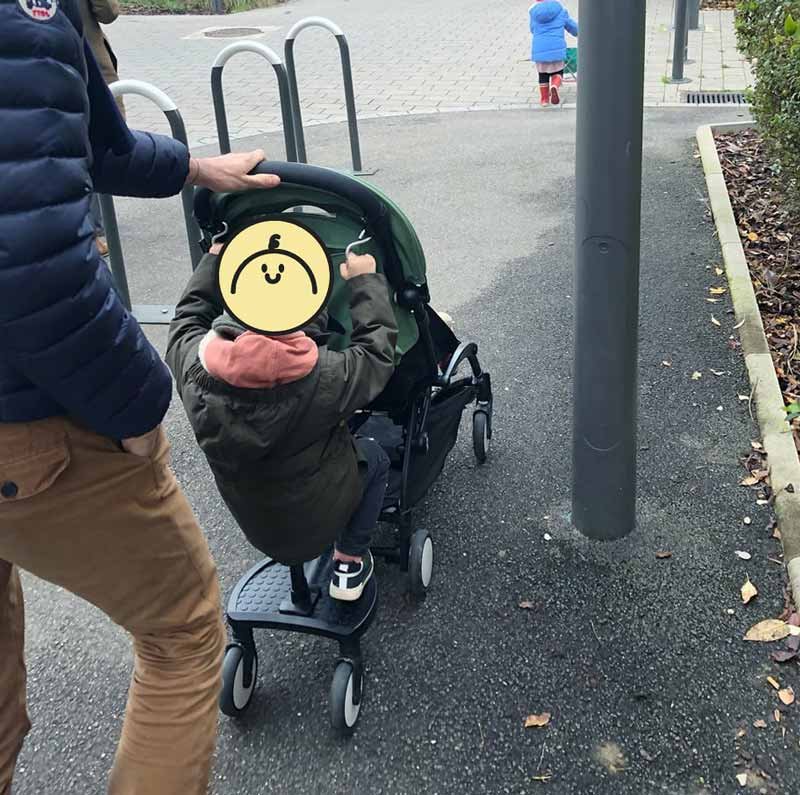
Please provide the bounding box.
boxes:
[668,77,692,84]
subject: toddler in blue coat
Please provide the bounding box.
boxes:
[530,0,578,107]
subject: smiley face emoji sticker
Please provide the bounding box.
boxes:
[217,219,334,334]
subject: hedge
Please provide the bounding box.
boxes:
[736,0,800,208]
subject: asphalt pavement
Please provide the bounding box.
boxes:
[15,106,800,795]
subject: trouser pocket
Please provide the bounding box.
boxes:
[0,422,71,507]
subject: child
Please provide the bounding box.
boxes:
[166,247,398,602]
[529,0,578,107]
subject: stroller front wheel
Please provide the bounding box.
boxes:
[220,643,258,718]
[409,529,434,597]
[473,409,491,465]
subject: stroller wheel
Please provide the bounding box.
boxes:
[473,410,491,465]
[331,661,362,736]
[409,529,434,597]
[220,643,258,718]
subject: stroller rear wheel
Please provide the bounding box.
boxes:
[408,529,434,597]
[473,409,491,465]
[220,643,258,717]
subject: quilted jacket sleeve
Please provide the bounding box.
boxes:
[0,6,181,439]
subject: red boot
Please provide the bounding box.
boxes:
[550,74,562,105]
[539,84,550,107]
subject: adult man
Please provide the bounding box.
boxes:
[0,0,279,792]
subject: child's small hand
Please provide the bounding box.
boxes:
[340,253,377,281]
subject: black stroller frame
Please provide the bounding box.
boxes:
[194,162,494,735]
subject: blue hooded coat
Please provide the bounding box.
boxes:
[0,0,189,439]
[529,1,578,63]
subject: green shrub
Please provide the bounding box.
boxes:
[736,0,800,208]
[736,0,800,209]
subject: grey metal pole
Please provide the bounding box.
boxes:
[671,0,691,83]
[284,40,308,164]
[98,193,132,310]
[337,35,363,173]
[688,0,701,31]
[211,42,298,162]
[164,109,203,269]
[572,0,646,540]
[211,66,232,155]
[285,18,365,173]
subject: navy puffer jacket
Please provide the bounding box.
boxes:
[0,0,189,439]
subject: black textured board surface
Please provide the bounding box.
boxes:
[229,556,377,640]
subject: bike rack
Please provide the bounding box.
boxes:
[285,17,373,175]
[99,80,202,325]
[211,42,298,161]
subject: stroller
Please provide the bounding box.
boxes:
[193,162,494,734]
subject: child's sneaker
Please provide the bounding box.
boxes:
[330,551,374,602]
[539,85,550,107]
[550,74,562,106]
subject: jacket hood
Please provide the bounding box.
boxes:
[532,1,562,23]
[199,329,318,390]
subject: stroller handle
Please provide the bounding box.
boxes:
[195,161,407,290]
[251,161,389,223]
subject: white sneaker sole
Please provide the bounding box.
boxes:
[329,565,374,602]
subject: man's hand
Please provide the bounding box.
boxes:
[121,426,160,457]
[187,150,280,192]
[340,253,377,281]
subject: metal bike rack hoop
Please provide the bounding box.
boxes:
[211,41,298,161]
[285,17,368,174]
[99,79,202,326]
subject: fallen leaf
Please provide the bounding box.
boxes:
[773,650,798,663]
[780,687,795,705]
[531,774,552,782]
[751,441,764,450]
[744,619,790,642]
[753,719,767,729]
[741,578,758,604]
[656,551,672,559]
[716,267,725,276]
[661,360,672,367]
[692,371,703,380]
[774,527,783,540]
[790,614,800,627]
[757,499,770,506]
[736,728,746,738]
[711,368,726,376]
[519,600,534,610]
[741,476,760,487]
[748,232,759,242]
[736,550,753,560]
[739,394,751,402]
[706,297,721,303]
[711,315,722,327]
[524,712,551,728]
[789,625,800,637]
[767,676,781,690]
[710,286,728,295]
[734,318,746,330]
[736,772,748,787]
[775,709,782,722]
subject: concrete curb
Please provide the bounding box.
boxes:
[697,121,800,606]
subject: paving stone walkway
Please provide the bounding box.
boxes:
[111,0,752,148]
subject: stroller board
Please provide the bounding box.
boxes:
[193,162,494,734]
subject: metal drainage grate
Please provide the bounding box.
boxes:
[685,91,748,105]
[203,27,264,39]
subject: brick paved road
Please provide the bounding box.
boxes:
[111,0,751,149]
